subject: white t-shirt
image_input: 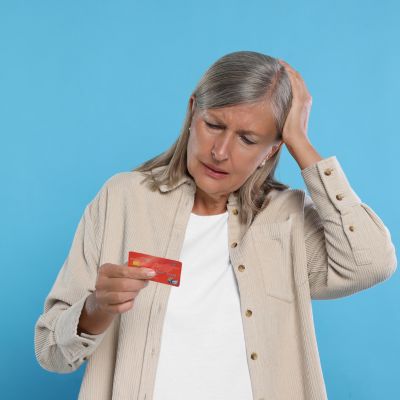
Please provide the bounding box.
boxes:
[152,210,253,400]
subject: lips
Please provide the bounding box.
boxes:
[203,162,228,174]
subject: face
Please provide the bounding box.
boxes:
[187,96,283,204]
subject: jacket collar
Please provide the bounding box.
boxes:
[156,169,194,193]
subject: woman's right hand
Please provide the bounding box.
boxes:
[94,261,157,314]
[78,262,156,335]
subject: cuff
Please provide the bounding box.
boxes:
[301,155,361,220]
[55,293,108,363]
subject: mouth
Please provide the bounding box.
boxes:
[201,162,229,177]
[203,163,228,175]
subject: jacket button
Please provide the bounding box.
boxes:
[68,363,73,367]
[324,168,333,176]
[232,208,239,215]
[82,342,89,347]
[231,242,238,248]
[336,193,344,200]
[238,265,245,272]
[245,309,252,317]
[251,352,258,360]
[349,225,355,232]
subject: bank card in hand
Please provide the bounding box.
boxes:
[128,251,182,287]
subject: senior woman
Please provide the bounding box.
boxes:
[34,51,397,400]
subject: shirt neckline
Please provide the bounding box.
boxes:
[190,210,228,217]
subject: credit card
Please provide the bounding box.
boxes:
[128,251,182,287]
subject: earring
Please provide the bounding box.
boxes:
[257,159,266,169]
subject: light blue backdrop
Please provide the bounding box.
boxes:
[1,1,398,399]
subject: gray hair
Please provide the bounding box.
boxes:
[132,50,293,227]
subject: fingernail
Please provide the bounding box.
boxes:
[145,269,156,277]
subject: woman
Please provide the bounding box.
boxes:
[34,51,397,400]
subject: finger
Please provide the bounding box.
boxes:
[279,60,302,79]
[105,291,138,306]
[101,278,149,292]
[105,299,134,314]
[286,68,301,81]
[278,59,294,71]
[100,263,156,280]
[279,61,297,84]
[100,277,149,292]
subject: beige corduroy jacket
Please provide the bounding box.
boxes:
[34,155,397,400]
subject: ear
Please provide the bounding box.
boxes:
[189,95,196,113]
[266,140,284,159]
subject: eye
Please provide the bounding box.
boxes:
[205,121,222,130]
[205,121,256,145]
[240,136,256,145]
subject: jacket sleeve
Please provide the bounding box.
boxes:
[34,180,110,373]
[300,156,397,300]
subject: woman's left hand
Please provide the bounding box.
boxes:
[278,59,313,147]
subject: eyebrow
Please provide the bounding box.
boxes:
[205,111,264,137]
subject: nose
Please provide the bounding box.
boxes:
[211,134,232,162]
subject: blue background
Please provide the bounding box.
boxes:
[1,1,399,399]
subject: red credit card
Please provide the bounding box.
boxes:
[128,251,182,287]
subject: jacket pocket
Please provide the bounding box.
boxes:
[250,215,295,303]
